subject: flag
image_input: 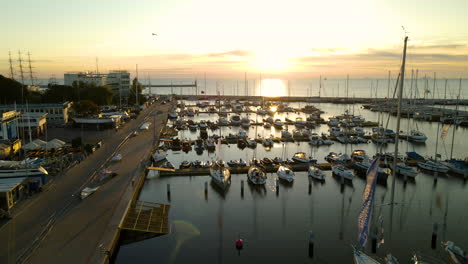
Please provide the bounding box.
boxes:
[441,124,450,141]
[357,157,379,248]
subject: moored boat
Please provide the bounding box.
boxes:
[308,165,325,181]
[210,161,231,190]
[277,165,294,182]
[247,166,267,185]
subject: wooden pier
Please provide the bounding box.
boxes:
[120,201,170,235]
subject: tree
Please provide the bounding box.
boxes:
[128,78,146,106]
[0,75,29,104]
[72,100,99,117]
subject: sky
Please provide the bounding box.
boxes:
[1,0,468,80]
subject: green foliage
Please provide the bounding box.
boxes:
[0,75,29,104]
[128,78,147,106]
[44,82,114,105]
[72,100,99,116]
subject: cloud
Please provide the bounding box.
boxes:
[207,49,253,57]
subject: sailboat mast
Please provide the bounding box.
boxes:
[387,70,391,99]
[449,78,461,160]
[390,36,408,205]
[319,75,321,97]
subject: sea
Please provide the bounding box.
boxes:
[37,78,468,99]
[115,102,468,264]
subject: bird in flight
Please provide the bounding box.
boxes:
[152,33,157,36]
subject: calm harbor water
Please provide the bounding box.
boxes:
[37,78,468,99]
[115,103,468,264]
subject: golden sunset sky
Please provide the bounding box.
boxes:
[1,0,467,79]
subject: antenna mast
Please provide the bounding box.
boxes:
[96,57,99,74]
[8,51,15,80]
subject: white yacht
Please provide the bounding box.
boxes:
[247,166,267,185]
[328,118,339,127]
[241,117,251,128]
[308,165,325,180]
[332,164,354,180]
[210,162,231,190]
[152,149,167,162]
[292,152,310,163]
[407,130,427,143]
[277,165,294,182]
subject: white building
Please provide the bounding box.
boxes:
[18,112,48,137]
[0,102,72,126]
[64,72,107,87]
[64,71,131,97]
[0,111,20,140]
[106,71,131,96]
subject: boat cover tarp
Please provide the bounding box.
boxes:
[406,152,425,161]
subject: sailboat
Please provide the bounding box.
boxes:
[354,35,410,264]
[210,161,231,190]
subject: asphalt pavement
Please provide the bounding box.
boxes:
[0,101,171,264]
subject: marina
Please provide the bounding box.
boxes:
[116,95,468,263]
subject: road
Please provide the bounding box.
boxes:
[0,101,171,264]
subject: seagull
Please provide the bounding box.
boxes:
[152,33,157,36]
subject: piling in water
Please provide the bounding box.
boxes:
[308,231,314,258]
[431,222,438,249]
[276,179,279,195]
[241,180,244,198]
[167,183,171,201]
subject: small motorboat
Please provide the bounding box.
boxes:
[198,120,208,130]
[247,166,267,185]
[257,108,267,115]
[202,161,212,168]
[273,119,283,129]
[292,152,310,163]
[219,118,229,125]
[238,159,247,167]
[273,157,283,164]
[205,137,216,151]
[277,165,294,182]
[246,138,257,148]
[263,122,272,128]
[292,129,302,138]
[189,124,198,131]
[281,130,292,139]
[241,117,251,128]
[152,149,167,162]
[210,161,231,190]
[295,117,306,128]
[237,139,247,149]
[179,161,192,169]
[332,164,354,180]
[192,160,202,168]
[407,130,428,143]
[262,137,274,147]
[230,115,242,126]
[308,165,325,181]
[265,117,274,124]
[168,112,178,119]
[261,157,274,166]
[227,160,239,167]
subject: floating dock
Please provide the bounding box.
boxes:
[160,162,332,176]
